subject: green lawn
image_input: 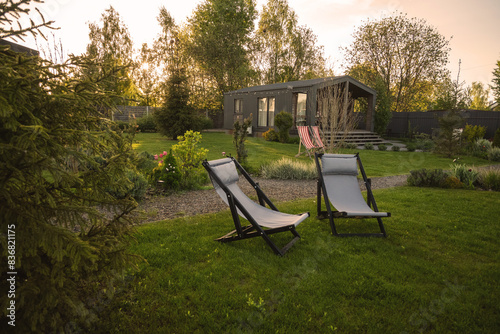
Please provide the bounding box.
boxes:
[104,131,500,333]
[133,131,495,177]
[98,187,500,333]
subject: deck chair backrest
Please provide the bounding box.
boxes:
[320,154,372,215]
[310,126,324,148]
[321,154,358,176]
[206,158,239,186]
[297,126,316,149]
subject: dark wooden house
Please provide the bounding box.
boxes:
[223,76,377,136]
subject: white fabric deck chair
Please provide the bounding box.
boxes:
[314,153,389,237]
[296,126,321,157]
[203,157,310,256]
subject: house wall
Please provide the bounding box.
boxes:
[224,77,377,134]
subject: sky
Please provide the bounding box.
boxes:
[16,0,500,93]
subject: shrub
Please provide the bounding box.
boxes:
[462,123,486,144]
[391,145,400,151]
[136,151,157,175]
[149,150,181,190]
[471,138,492,158]
[233,115,252,164]
[171,130,209,189]
[450,163,479,189]
[137,114,157,132]
[377,144,387,151]
[261,157,316,180]
[406,143,416,152]
[487,147,500,161]
[345,143,358,149]
[274,111,294,143]
[407,169,450,188]
[478,169,500,191]
[364,142,374,150]
[434,110,465,157]
[443,176,463,189]
[107,169,148,200]
[263,128,279,142]
[493,128,500,148]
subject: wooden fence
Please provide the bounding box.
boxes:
[386,110,500,138]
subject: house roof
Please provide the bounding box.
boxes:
[0,39,39,56]
[225,75,377,98]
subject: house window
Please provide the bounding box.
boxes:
[234,99,243,123]
[258,97,275,127]
[293,93,307,126]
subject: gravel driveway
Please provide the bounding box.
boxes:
[139,174,408,223]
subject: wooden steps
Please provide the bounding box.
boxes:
[322,130,386,146]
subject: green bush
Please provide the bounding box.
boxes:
[261,157,316,180]
[391,145,400,151]
[233,116,252,164]
[462,124,486,144]
[443,176,463,189]
[450,163,479,189]
[377,144,387,151]
[199,116,214,130]
[471,138,492,158]
[487,147,500,162]
[149,150,181,190]
[345,143,358,149]
[406,142,416,152]
[407,169,450,188]
[493,128,500,148]
[274,111,293,143]
[364,142,374,150]
[172,130,209,189]
[478,169,500,191]
[136,151,157,175]
[263,128,279,142]
[137,114,157,132]
[107,169,148,200]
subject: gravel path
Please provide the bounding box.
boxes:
[139,174,408,223]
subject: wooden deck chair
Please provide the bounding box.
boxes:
[310,126,325,151]
[314,153,389,237]
[296,125,319,157]
[203,157,310,256]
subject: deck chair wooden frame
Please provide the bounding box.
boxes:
[296,126,322,158]
[314,152,389,237]
[203,157,309,256]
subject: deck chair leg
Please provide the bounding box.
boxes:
[377,217,387,237]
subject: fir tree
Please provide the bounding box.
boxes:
[154,68,201,139]
[0,2,142,331]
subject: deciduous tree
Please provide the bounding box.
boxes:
[469,81,490,110]
[83,6,138,104]
[344,13,451,112]
[254,0,326,84]
[186,0,257,108]
[491,60,500,110]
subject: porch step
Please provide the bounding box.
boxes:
[322,130,386,146]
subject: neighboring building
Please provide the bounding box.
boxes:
[223,76,377,135]
[0,39,39,56]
